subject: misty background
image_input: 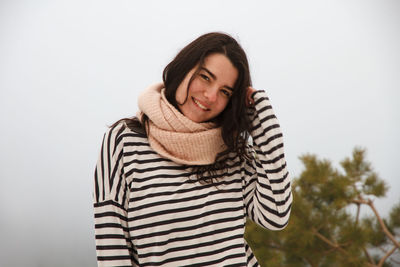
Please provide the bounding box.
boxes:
[0,0,399,266]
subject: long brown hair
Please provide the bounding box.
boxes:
[115,32,253,183]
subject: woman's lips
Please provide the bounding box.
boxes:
[192,97,210,111]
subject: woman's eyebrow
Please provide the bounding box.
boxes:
[200,67,216,80]
[200,67,234,91]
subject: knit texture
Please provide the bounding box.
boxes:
[137,82,226,165]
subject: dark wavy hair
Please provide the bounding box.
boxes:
[115,32,253,183]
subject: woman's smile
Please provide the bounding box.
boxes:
[192,97,210,111]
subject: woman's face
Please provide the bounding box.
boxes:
[175,53,238,123]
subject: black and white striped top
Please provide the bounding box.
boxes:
[93,90,292,267]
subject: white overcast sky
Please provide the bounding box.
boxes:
[0,0,399,266]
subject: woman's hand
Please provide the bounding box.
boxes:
[246,86,257,107]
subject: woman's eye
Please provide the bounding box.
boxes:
[200,74,210,81]
[221,89,232,97]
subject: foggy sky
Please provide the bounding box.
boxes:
[0,0,399,266]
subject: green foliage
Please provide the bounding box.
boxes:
[389,203,400,229]
[245,147,400,267]
[340,148,388,198]
[361,217,387,246]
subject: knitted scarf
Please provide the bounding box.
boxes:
[137,83,226,165]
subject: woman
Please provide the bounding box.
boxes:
[93,32,292,267]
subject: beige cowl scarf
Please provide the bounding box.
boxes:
[137,83,226,165]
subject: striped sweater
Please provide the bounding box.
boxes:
[93,90,292,266]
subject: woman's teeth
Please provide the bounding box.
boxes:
[193,98,208,111]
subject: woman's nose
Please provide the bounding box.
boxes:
[204,87,218,103]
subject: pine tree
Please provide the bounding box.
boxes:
[245,147,400,267]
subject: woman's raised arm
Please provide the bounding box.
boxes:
[241,89,292,230]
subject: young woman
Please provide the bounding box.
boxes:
[93,32,292,267]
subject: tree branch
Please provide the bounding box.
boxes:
[355,202,361,225]
[312,229,342,250]
[312,228,376,267]
[353,198,400,249]
[312,229,353,256]
[363,247,376,265]
[378,246,398,267]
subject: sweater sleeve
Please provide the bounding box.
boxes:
[241,90,292,230]
[93,123,138,266]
